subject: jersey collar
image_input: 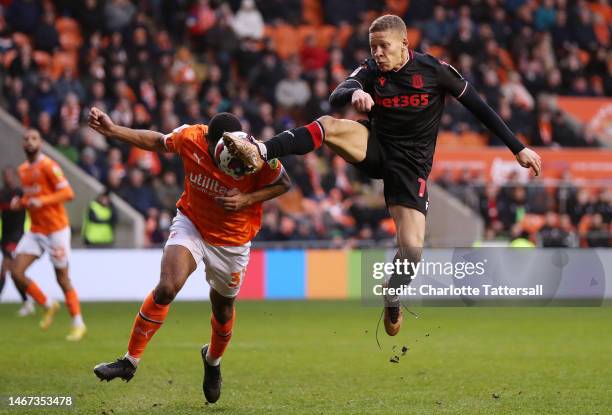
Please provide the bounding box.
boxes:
[27,153,45,166]
[393,49,413,73]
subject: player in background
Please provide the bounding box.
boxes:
[88,107,291,404]
[0,166,31,315]
[224,14,542,336]
[10,129,86,341]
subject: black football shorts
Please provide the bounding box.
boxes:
[352,120,429,215]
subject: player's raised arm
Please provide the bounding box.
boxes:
[457,85,542,175]
[330,60,375,112]
[88,107,167,152]
[436,62,542,176]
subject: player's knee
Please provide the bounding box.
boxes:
[397,246,423,263]
[154,279,179,304]
[10,264,25,280]
[317,115,339,138]
[55,274,71,289]
[213,303,234,324]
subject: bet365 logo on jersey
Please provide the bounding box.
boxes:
[374,94,429,108]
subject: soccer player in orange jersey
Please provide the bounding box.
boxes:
[9,129,87,341]
[88,107,291,403]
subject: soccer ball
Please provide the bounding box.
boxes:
[214,132,250,179]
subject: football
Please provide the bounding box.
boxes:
[214,132,250,179]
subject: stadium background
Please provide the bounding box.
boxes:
[1,0,611,301]
[1,1,611,414]
[0,0,612,299]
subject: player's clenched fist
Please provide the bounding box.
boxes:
[88,107,115,136]
[351,89,375,112]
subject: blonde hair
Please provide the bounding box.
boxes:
[369,14,407,36]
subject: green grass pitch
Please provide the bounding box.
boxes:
[1,301,611,414]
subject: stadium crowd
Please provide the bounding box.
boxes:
[1,0,610,247]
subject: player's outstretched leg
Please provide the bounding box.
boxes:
[94,291,169,382]
[223,116,369,172]
[2,252,34,315]
[94,245,195,382]
[201,288,235,403]
[384,206,425,336]
[94,357,137,382]
[54,267,87,341]
[11,254,59,327]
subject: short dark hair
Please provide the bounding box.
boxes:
[369,14,407,36]
[207,113,242,145]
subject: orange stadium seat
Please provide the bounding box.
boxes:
[297,25,341,50]
[385,0,409,17]
[407,27,421,48]
[266,24,300,59]
[316,25,337,49]
[459,132,487,147]
[335,23,353,48]
[426,45,446,58]
[437,131,461,148]
[521,214,545,235]
[50,50,78,80]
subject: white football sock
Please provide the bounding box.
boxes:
[72,314,84,327]
[124,353,140,367]
[205,349,221,366]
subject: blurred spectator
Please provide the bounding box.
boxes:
[145,207,173,246]
[79,147,104,182]
[33,10,59,53]
[82,190,117,247]
[119,169,159,215]
[537,212,574,247]
[55,135,79,163]
[106,147,126,181]
[76,0,105,37]
[586,214,610,247]
[423,6,455,45]
[568,189,594,227]
[56,68,86,103]
[509,224,536,248]
[275,64,311,109]
[154,170,182,212]
[1,0,609,247]
[187,0,216,48]
[6,0,41,34]
[231,0,264,40]
[104,0,136,33]
[300,35,329,73]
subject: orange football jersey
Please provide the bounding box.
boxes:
[18,154,72,234]
[164,124,283,246]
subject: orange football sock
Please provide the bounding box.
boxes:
[127,292,170,359]
[26,282,48,306]
[64,289,81,317]
[207,309,235,365]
